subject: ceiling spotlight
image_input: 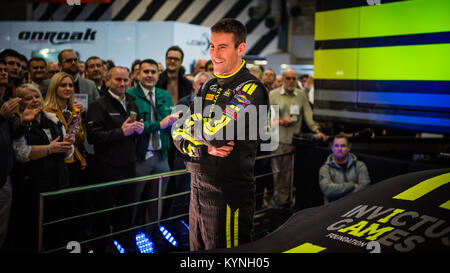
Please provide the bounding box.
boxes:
[248,0,269,20]
[287,0,302,17]
[265,15,279,29]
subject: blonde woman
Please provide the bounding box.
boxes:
[13,84,74,189]
[44,72,87,186]
[11,83,75,251]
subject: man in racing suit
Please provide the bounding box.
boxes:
[172,18,269,251]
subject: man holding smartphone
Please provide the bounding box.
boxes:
[86,66,144,251]
[126,59,180,227]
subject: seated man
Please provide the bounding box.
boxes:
[319,134,370,202]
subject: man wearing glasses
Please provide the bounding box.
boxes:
[156,46,193,106]
[40,49,99,108]
[268,68,327,208]
[319,134,370,203]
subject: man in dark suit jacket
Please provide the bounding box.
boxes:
[86,66,144,251]
[40,49,100,108]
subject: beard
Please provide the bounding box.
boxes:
[64,65,79,76]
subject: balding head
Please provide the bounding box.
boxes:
[106,66,129,98]
[282,69,297,93]
[194,59,207,74]
[46,62,60,79]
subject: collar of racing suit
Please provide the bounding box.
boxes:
[213,59,246,87]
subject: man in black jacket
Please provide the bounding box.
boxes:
[87,66,144,182]
[172,19,269,251]
[86,66,144,251]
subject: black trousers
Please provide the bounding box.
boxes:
[90,160,136,250]
[188,171,255,251]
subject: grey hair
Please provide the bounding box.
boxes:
[106,66,128,79]
[194,72,214,85]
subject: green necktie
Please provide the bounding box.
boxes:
[148,91,161,150]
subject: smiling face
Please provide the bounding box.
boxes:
[139,62,159,90]
[22,89,42,110]
[56,76,74,102]
[165,50,182,73]
[30,60,46,83]
[107,67,129,97]
[209,32,246,76]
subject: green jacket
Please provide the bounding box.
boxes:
[126,84,174,160]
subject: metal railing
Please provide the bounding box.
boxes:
[38,151,295,253]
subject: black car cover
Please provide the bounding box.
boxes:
[214,168,450,253]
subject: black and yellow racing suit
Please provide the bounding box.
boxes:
[172,61,269,251]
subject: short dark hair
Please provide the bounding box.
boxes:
[140,59,159,72]
[85,56,102,67]
[57,49,76,64]
[0,49,21,62]
[166,45,184,62]
[332,134,349,146]
[211,18,247,48]
[299,74,309,80]
[131,59,141,72]
[105,60,115,70]
[29,56,47,66]
[17,53,27,63]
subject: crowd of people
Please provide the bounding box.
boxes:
[0,36,371,252]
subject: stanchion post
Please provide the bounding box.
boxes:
[157,176,162,225]
[38,194,44,253]
[290,152,295,208]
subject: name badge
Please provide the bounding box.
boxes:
[290,104,300,116]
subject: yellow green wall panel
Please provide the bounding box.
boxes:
[315,0,450,41]
[360,0,450,38]
[314,43,450,81]
[358,43,450,81]
[315,8,360,41]
[313,49,358,80]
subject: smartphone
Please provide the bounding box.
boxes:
[129,111,137,122]
[68,116,81,134]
